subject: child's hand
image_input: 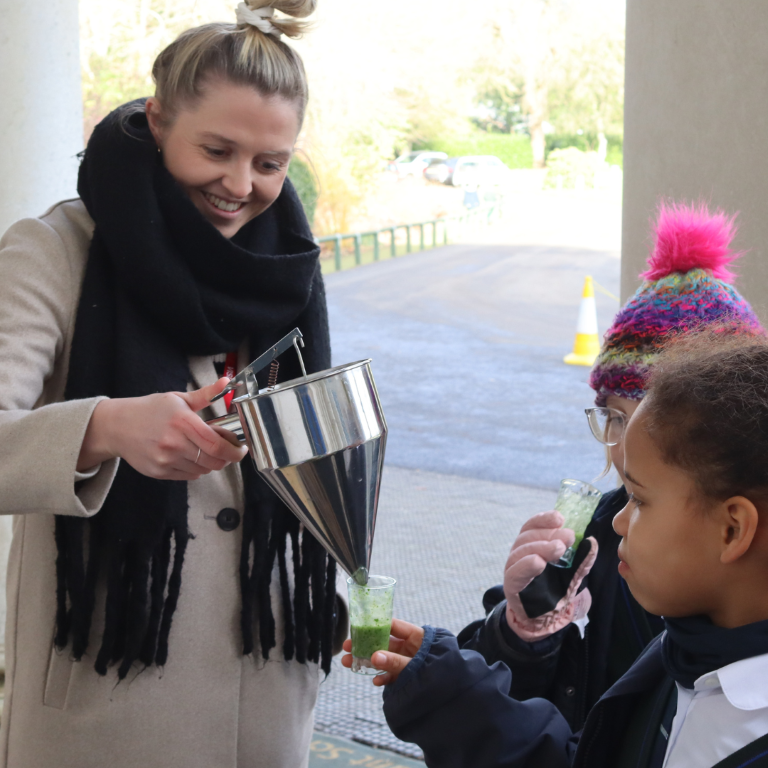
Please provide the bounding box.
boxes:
[341,619,425,686]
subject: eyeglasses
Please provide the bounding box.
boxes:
[585,407,627,446]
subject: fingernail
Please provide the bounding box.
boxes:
[372,652,385,666]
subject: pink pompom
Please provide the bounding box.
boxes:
[641,201,742,282]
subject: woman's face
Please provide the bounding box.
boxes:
[605,394,641,486]
[146,79,300,239]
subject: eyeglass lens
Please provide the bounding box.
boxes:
[586,408,625,446]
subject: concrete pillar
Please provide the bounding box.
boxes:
[621,1,768,320]
[0,0,83,237]
[0,0,82,666]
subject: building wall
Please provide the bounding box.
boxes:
[622,0,768,318]
[0,0,82,666]
[0,0,83,237]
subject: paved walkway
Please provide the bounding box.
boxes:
[314,466,556,759]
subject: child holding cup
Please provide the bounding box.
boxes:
[456,202,765,730]
[346,331,768,766]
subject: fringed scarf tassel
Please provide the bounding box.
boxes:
[55,518,189,680]
[55,511,337,679]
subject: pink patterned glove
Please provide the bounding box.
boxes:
[503,511,599,642]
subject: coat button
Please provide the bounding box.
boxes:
[216,508,241,532]
[565,686,576,697]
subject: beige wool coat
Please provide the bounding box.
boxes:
[0,199,331,768]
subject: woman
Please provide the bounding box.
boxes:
[457,201,765,731]
[0,2,342,766]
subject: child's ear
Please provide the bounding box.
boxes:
[719,496,760,564]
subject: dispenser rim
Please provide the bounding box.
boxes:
[232,358,373,403]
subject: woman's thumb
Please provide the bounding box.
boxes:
[178,378,231,412]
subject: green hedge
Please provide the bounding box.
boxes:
[287,156,319,227]
[546,133,623,168]
[543,147,598,189]
[415,132,533,169]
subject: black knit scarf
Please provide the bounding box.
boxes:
[55,101,337,679]
[662,614,768,689]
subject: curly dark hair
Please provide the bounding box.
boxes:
[642,327,768,503]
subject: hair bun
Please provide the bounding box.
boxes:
[237,0,316,38]
[269,0,317,18]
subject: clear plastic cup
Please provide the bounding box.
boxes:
[555,479,602,567]
[346,575,396,675]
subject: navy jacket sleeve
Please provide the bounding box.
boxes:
[383,627,578,768]
[457,586,569,701]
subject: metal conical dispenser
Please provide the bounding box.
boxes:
[208,329,387,584]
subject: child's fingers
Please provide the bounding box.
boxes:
[512,526,574,550]
[340,652,352,668]
[371,650,412,679]
[390,619,426,655]
[518,510,564,533]
[388,636,406,654]
[507,540,567,569]
[373,671,395,686]
[342,638,351,653]
[389,618,418,639]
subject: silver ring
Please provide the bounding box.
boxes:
[195,448,201,464]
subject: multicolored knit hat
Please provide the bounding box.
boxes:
[589,201,764,406]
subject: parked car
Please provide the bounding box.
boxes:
[387,151,448,178]
[425,155,511,187]
[424,157,457,184]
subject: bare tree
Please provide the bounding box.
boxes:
[475,0,624,168]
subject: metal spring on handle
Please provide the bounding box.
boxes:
[267,360,279,388]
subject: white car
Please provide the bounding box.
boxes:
[451,155,511,187]
[388,151,448,178]
[426,155,512,187]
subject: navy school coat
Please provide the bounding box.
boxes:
[383,628,666,768]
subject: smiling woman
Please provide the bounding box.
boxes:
[146,84,300,237]
[0,2,342,768]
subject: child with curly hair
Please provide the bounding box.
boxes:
[349,331,768,767]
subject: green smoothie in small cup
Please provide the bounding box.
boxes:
[347,575,397,675]
[556,479,602,567]
[350,622,391,660]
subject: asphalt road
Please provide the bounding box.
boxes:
[324,238,621,491]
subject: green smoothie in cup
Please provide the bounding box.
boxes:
[555,479,602,567]
[350,622,391,661]
[347,575,396,675]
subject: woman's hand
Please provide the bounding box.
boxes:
[78,377,248,481]
[341,619,425,686]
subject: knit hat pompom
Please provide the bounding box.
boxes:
[589,200,763,406]
[641,201,742,283]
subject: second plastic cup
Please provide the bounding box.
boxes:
[346,575,396,675]
[555,479,602,567]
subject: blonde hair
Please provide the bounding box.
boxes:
[151,0,316,127]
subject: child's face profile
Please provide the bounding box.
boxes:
[612,402,726,619]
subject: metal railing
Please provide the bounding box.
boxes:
[316,200,503,273]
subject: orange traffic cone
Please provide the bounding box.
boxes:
[564,276,600,366]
